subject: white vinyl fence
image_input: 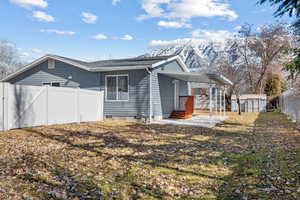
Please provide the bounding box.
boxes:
[0,83,104,131]
[279,90,300,122]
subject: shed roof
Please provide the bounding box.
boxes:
[231,94,267,100]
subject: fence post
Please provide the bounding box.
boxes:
[76,88,80,123]
[3,83,9,131]
[45,86,49,125]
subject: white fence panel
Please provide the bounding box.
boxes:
[48,87,78,125]
[0,83,104,131]
[279,91,300,122]
[78,89,103,122]
[7,84,47,129]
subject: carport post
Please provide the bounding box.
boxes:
[215,87,218,114]
[219,88,222,114]
[223,87,226,116]
[209,84,212,113]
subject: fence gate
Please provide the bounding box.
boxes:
[0,83,104,131]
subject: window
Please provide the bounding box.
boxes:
[105,75,129,101]
[48,59,55,69]
[43,82,61,87]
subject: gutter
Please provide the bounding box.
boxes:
[145,67,153,124]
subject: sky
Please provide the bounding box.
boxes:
[0,0,294,62]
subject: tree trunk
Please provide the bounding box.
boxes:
[237,97,242,115]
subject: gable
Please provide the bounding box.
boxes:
[8,60,100,89]
[154,60,186,73]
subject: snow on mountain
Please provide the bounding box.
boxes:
[142,39,238,72]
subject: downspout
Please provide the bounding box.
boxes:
[146,67,152,124]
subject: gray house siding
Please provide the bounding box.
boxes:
[99,69,150,117]
[151,60,189,117]
[8,60,101,91]
[7,59,189,120]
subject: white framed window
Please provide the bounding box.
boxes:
[43,82,61,87]
[48,59,55,69]
[105,74,129,101]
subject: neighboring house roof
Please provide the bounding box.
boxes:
[231,94,267,100]
[2,54,188,82]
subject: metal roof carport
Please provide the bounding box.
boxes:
[158,71,233,117]
[158,72,233,86]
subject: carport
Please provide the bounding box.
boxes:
[154,72,233,126]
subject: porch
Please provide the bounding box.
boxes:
[157,71,232,124]
[153,114,227,128]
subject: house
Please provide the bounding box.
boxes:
[2,54,232,122]
[231,94,267,112]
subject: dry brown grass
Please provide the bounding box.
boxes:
[0,112,299,199]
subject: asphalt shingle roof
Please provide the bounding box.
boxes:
[49,54,176,69]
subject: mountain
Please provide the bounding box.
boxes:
[142,40,238,72]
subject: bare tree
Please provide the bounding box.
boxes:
[217,39,250,115]
[0,41,22,79]
[237,24,292,94]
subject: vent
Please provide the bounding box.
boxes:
[48,59,55,69]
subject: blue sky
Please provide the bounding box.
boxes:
[0,0,293,62]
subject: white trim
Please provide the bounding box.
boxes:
[152,56,177,68]
[2,55,91,82]
[175,56,190,72]
[91,66,148,72]
[151,56,190,73]
[105,74,129,102]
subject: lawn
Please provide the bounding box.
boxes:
[0,112,299,200]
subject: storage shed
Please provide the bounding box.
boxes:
[231,94,267,112]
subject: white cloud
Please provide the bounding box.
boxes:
[31,48,44,54]
[10,0,48,9]
[81,12,98,24]
[0,42,16,48]
[112,0,121,5]
[20,52,31,58]
[157,20,191,29]
[41,29,76,35]
[191,29,236,42]
[32,11,54,22]
[234,25,242,31]
[138,0,238,21]
[120,34,133,40]
[92,34,108,40]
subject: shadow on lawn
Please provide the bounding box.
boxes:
[0,152,104,199]
[20,112,300,199]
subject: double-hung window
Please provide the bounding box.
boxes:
[106,75,129,101]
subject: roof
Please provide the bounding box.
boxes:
[158,71,233,86]
[52,54,175,68]
[2,54,186,82]
[231,94,267,100]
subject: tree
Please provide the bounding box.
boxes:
[0,41,21,79]
[264,72,287,96]
[258,0,300,30]
[237,23,291,94]
[258,0,300,18]
[217,39,250,115]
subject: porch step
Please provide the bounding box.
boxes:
[170,111,193,119]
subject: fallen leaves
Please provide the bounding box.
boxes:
[0,112,299,199]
